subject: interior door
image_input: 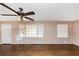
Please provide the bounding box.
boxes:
[1,24,12,44]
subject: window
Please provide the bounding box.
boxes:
[26,25,37,37]
[57,24,68,38]
[1,24,12,43]
[26,24,44,37]
[17,24,44,38]
[16,24,26,40]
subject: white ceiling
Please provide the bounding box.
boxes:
[0,3,79,21]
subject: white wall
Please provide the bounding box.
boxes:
[72,22,79,46]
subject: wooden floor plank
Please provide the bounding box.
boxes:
[0,44,79,56]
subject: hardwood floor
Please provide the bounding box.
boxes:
[0,44,79,56]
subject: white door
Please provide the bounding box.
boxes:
[1,24,12,44]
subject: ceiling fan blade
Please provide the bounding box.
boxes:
[0,14,17,16]
[0,3,18,14]
[24,17,34,21]
[24,11,35,16]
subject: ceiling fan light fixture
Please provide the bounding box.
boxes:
[17,16,20,21]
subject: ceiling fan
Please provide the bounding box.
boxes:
[0,3,35,21]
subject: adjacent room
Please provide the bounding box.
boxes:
[0,3,79,56]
